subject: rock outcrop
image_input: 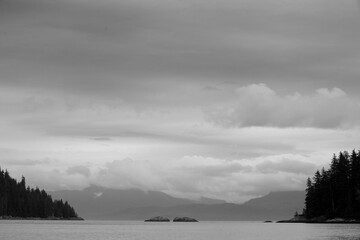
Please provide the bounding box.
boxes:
[173,217,198,222]
[144,216,170,222]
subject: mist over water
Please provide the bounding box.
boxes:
[0,221,359,240]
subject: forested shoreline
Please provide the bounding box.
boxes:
[0,168,80,220]
[304,150,360,220]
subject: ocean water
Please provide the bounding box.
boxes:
[0,220,359,240]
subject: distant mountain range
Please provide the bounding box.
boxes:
[50,185,304,221]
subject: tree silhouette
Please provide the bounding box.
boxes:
[0,167,78,219]
[304,150,360,220]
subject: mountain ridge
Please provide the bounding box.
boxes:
[50,185,305,220]
[50,185,224,219]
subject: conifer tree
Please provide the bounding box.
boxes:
[0,167,78,219]
[304,150,360,220]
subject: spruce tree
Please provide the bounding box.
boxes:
[0,167,78,219]
[304,150,360,220]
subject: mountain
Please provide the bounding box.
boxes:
[242,191,305,213]
[51,186,305,221]
[50,185,204,219]
[199,196,227,205]
[112,191,305,221]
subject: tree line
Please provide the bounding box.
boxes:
[304,150,360,220]
[0,167,78,219]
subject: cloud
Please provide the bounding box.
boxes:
[93,192,103,199]
[1,0,360,204]
[0,150,336,203]
[0,158,55,167]
[1,0,360,100]
[1,164,91,191]
[206,84,360,129]
[182,163,252,177]
[169,154,318,196]
[67,165,91,178]
[91,137,113,141]
[202,86,220,92]
[97,158,167,191]
[93,154,316,202]
[256,159,317,175]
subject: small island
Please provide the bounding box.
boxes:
[173,217,198,222]
[145,216,170,222]
[0,167,82,220]
[144,216,199,222]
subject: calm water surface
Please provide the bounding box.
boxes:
[0,220,359,240]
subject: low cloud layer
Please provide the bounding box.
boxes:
[1,136,355,203]
[206,84,360,128]
[84,154,319,202]
[2,154,319,203]
[67,165,91,178]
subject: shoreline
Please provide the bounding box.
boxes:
[277,221,360,224]
[0,216,84,221]
[277,217,360,224]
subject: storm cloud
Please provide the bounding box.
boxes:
[1,0,360,98]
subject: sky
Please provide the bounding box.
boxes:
[0,0,360,203]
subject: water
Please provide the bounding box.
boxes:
[0,220,359,240]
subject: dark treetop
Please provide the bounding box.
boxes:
[304,150,360,220]
[0,167,79,219]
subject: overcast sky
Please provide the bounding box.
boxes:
[1,0,360,203]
